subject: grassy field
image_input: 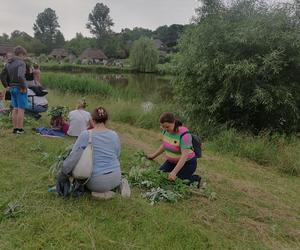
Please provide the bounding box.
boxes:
[0,91,299,249]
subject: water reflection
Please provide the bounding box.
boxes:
[95,73,173,102]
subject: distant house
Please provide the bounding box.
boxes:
[50,48,68,60]
[0,43,14,59]
[153,39,168,51]
[79,48,108,64]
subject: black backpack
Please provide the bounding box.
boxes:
[180,131,202,158]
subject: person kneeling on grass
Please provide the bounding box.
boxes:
[147,112,201,187]
[58,106,130,199]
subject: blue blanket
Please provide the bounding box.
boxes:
[35,127,65,137]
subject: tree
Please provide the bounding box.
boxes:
[120,27,153,57]
[130,37,159,73]
[194,0,224,22]
[54,30,65,48]
[10,30,46,55]
[86,3,114,39]
[0,33,9,43]
[66,33,92,56]
[154,24,185,47]
[174,0,300,134]
[33,8,64,52]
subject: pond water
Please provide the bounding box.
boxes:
[93,73,174,102]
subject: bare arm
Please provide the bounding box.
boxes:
[147,144,164,160]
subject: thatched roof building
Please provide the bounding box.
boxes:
[0,43,14,58]
[153,39,168,51]
[79,48,108,61]
[50,48,68,59]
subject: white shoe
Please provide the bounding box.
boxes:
[91,191,115,200]
[120,178,131,198]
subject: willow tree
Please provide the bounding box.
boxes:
[174,0,300,134]
[130,37,159,73]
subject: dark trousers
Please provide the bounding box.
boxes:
[160,157,199,181]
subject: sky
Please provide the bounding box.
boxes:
[0,0,199,40]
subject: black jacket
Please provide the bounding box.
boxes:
[0,57,26,88]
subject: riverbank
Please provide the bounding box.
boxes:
[0,111,299,249]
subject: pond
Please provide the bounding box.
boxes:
[92,73,174,103]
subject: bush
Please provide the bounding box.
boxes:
[174,0,300,134]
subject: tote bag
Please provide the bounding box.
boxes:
[72,131,93,179]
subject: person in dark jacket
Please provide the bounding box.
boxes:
[0,46,28,134]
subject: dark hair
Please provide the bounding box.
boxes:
[92,107,108,124]
[159,112,182,132]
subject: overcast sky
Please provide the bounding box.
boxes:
[0,0,199,40]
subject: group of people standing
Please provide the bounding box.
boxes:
[0,45,201,199]
[0,46,47,128]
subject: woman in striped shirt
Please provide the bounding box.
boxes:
[147,112,201,186]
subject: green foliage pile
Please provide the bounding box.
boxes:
[130,37,159,73]
[127,151,196,204]
[175,0,300,134]
[47,105,69,119]
[49,144,73,178]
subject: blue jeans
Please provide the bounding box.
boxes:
[160,157,198,181]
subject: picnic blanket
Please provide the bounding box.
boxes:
[35,127,65,138]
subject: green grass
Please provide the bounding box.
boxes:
[41,88,172,131]
[209,129,300,176]
[0,111,299,249]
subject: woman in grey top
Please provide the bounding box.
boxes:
[72,106,130,198]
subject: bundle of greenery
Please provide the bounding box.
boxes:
[127,151,197,205]
[47,106,69,119]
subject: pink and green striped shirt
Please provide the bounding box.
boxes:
[162,126,195,163]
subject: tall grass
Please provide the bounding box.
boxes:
[210,129,300,176]
[42,72,139,100]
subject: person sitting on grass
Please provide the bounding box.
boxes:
[50,112,69,135]
[147,112,201,187]
[63,106,130,199]
[26,88,48,119]
[67,99,93,137]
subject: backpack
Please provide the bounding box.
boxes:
[180,131,202,158]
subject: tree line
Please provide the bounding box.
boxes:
[0,3,186,58]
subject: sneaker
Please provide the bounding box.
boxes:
[119,178,131,198]
[190,175,201,189]
[12,128,18,134]
[16,129,24,134]
[91,191,115,200]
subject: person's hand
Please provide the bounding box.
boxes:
[146,154,156,160]
[168,171,177,181]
